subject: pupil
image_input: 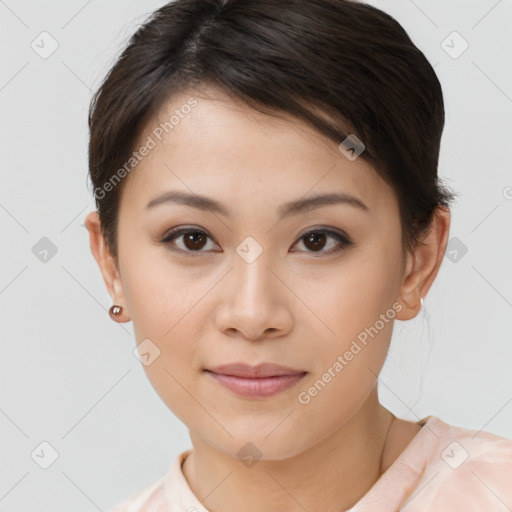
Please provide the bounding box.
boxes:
[185,232,206,250]
[305,232,326,251]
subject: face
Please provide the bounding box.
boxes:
[92,85,413,460]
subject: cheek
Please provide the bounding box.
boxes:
[121,244,211,335]
[307,279,395,392]
[294,277,396,434]
[126,273,205,366]
[119,249,215,414]
[305,253,401,347]
[298,243,401,401]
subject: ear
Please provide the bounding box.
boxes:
[84,211,131,322]
[395,206,451,320]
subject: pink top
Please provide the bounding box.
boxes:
[109,415,512,511]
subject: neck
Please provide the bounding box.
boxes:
[182,388,395,512]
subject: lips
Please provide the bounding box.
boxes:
[205,362,306,378]
[204,363,307,398]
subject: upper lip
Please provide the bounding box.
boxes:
[205,363,306,378]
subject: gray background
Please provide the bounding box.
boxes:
[1,0,511,510]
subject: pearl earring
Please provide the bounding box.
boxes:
[109,304,123,320]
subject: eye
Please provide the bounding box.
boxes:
[291,228,352,256]
[160,226,352,256]
[160,226,219,256]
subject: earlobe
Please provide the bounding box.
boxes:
[84,211,131,322]
[395,206,451,321]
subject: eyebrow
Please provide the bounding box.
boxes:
[144,190,369,219]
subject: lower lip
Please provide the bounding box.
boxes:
[205,371,306,398]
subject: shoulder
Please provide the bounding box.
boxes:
[107,475,167,512]
[106,449,194,512]
[402,416,512,510]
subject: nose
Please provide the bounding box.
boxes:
[214,253,293,341]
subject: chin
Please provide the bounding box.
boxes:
[204,428,314,464]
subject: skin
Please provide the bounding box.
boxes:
[85,84,450,511]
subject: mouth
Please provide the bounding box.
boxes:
[203,362,307,398]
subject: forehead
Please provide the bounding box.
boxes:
[120,85,397,220]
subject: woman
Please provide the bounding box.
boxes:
[84,0,512,510]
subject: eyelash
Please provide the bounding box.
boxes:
[159,226,353,257]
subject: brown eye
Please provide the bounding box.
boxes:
[183,231,208,250]
[292,229,352,256]
[303,232,328,251]
[161,227,219,255]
